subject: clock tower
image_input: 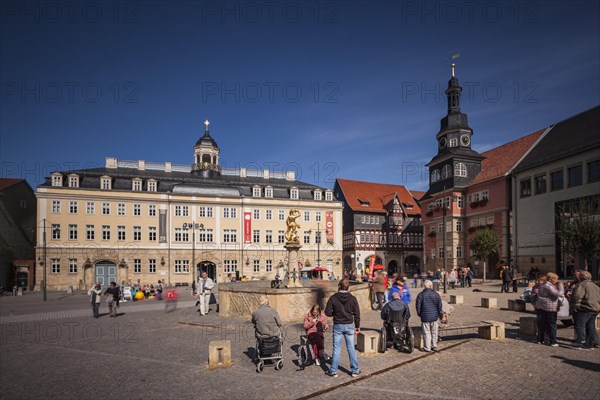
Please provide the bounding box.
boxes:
[426,63,483,194]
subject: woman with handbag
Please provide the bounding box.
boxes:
[535,273,564,346]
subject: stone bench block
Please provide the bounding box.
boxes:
[208,340,232,369]
[519,316,538,336]
[508,299,526,312]
[356,331,379,354]
[449,295,464,305]
[481,297,497,309]
[479,320,505,340]
[412,328,424,350]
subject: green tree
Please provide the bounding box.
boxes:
[558,208,600,271]
[470,228,500,282]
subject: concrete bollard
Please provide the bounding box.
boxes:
[356,331,379,354]
[208,340,232,369]
[412,328,425,350]
[481,297,497,309]
[508,299,526,312]
[479,320,505,340]
[449,295,464,305]
[519,316,538,336]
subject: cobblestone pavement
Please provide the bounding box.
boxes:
[1,282,598,399]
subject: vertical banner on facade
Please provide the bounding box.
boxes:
[244,212,251,244]
[326,211,334,244]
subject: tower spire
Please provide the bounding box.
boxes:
[204,119,210,132]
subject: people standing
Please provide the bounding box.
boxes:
[156,280,163,300]
[535,272,564,346]
[388,276,411,304]
[449,269,457,290]
[501,265,512,293]
[105,281,120,318]
[415,280,442,352]
[466,267,474,287]
[303,305,329,366]
[88,282,102,318]
[324,279,361,378]
[571,271,600,349]
[370,271,386,310]
[197,272,216,316]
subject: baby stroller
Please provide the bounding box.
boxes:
[255,334,284,373]
[378,309,414,353]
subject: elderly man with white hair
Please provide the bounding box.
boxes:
[251,295,283,340]
[415,279,442,352]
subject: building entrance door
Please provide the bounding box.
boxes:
[95,261,117,288]
[198,261,217,281]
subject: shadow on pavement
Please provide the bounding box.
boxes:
[551,355,600,372]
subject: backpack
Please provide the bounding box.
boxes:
[297,343,315,370]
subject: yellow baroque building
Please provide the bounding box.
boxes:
[35,123,343,290]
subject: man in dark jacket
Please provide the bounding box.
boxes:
[324,279,361,378]
[415,280,442,352]
[381,292,411,322]
[105,282,120,318]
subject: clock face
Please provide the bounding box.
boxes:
[439,137,447,149]
[460,134,471,146]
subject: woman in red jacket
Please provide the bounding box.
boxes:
[303,304,329,366]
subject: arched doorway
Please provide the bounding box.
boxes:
[95,260,117,288]
[404,256,421,276]
[198,261,217,281]
[388,260,399,276]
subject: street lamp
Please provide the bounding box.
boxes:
[441,190,459,294]
[41,219,60,302]
[183,222,204,283]
[308,222,322,267]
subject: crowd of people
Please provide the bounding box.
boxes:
[526,270,600,348]
[86,279,165,318]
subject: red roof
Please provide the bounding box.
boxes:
[336,178,422,215]
[0,178,24,190]
[469,129,545,186]
[409,190,426,201]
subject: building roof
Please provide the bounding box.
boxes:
[335,178,422,214]
[194,130,219,149]
[469,129,546,186]
[409,190,426,201]
[0,178,25,191]
[38,166,329,201]
[513,106,600,173]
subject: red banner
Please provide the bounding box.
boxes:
[244,212,251,243]
[326,211,334,244]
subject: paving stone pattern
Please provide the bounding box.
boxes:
[1,282,598,399]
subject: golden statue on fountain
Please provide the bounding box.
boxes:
[285,208,301,243]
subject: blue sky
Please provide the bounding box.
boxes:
[1,1,599,191]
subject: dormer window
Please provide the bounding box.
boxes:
[431,169,440,183]
[252,186,261,197]
[51,173,63,187]
[314,190,322,201]
[290,187,299,200]
[68,174,79,188]
[132,178,142,191]
[147,180,157,192]
[265,186,273,198]
[358,198,370,207]
[100,176,111,190]
[325,190,333,201]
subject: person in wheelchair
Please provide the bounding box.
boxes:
[380,292,413,352]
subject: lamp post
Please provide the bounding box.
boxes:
[441,190,459,294]
[41,219,60,301]
[183,222,204,283]
[43,219,47,301]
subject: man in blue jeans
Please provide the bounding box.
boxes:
[324,279,361,377]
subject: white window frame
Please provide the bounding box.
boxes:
[69,201,78,214]
[51,258,60,274]
[314,190,322,200]
[148,227,157,241]
[118,203,126,216]
[68,224,77,240]
[265,187,273,198]
[455,162,467,177]
[316,211,322,222]
[51,224,61,240]
[102,225,110,240]
[52,200,61,213]
[253,260,260,272]
[253,209,260,219]
[69,258,77,274]
[118,226,126,241]
[86,225,94,240]
[278,210,285,221]
[132,179,142,191]
[290,188,299,200]
[52,174,63,187]
[148,204,156,217]
[102,202,110,215]
[325,191,333,201]
[442,164,453,179]
[68,175,79,188]
[266,259,273,272]
[147,180,157,192]
[86,202,95,214]
[252,187,261,197]
[133,204,141,216]
[100,176,111,190]
[431,169,440,183]
[133,226,141,241]
[149,259,156,273]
